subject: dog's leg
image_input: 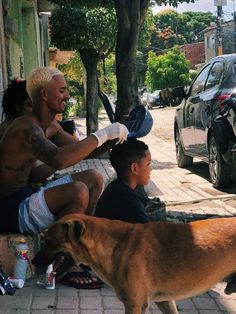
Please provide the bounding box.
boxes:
[124,301,148,314]
[155,300,178,314]
[124,306,146,314]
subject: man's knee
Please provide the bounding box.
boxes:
[87,169,103,189]
[70,181,89,207]
[73,169,104,190]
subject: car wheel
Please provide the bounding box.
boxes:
[175,129,193,167]
[208,133,231,188]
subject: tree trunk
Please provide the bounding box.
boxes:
[79,49,100,134]
[114,0,149,122]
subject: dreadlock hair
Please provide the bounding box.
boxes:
[110,139,149,177]
[1,79,28,120]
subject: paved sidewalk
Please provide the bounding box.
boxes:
[1,111,236,313]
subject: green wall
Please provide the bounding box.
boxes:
[7,0,45,79]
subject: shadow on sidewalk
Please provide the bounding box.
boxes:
[152,159,176,170]
[167,210,233,223]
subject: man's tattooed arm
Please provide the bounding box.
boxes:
[23,121,99,170]
[24,124,59,167]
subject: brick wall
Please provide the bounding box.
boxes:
[179,42,205,69]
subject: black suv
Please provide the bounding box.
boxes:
[172,54,236,188]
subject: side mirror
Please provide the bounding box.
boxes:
[171,86,187,99]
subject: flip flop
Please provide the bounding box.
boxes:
[80,264,91,271]
[56,271,103,289]
[225,280,236,295]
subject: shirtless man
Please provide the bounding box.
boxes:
[0,66,128,236]
[0,78,80,183]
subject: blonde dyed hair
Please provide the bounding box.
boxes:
[26,66,63,100]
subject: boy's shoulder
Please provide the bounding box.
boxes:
[107,178,132,191]
[101,178,135,200]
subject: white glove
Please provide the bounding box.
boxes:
[92,122,129,147]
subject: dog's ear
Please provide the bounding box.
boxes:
[66,220,85,243]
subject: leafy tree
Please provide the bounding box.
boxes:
[50,0,194,121]
[152,9,215,51]
[145,46,190,90]
[183,11,216,43]
[112,0,192,119]
[152,9,186,51]
[136,9,155,87]
[98,11,154,96]
[58,52,85,115]
[50,4,116,133]
[58,53,84,98]
[99,53,117,96]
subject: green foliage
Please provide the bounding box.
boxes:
[153,9,186,49]
[189,69,198,83]
[137,9,156,87]
[57,52,85,114]
[152,9,215,51]
[62,101,77,119]
[183,11,216,42]
[50,5,117,53]
[98,53,117,95]
[50,0,111,8]
[145,46,190,90]
[49,0,198,114]
[50,0,194,8]
[138,9,155,50]
[152,0,194,6]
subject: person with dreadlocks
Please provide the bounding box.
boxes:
[0,79,32,138]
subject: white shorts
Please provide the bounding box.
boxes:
[18,175,73,234]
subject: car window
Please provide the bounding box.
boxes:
[225,62,236,87]
[190,64,211,96]
[232,63,236,83]
[205,62,223,90]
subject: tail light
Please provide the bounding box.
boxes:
[217,94,231,111]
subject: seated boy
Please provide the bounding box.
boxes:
[95,138,151,223]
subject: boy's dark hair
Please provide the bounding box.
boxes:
[110,139,149,176]
[2,79,28,120]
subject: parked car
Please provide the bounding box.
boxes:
[147,90,162,109]
[172,53,236,188]
[141,91,151,107]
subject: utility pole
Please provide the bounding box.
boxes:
[214,0,227,56]
[234,10,236,53]
[217,5,223,55]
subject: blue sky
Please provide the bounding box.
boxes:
[152,0,235,20]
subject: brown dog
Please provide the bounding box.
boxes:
[33,214,236,314]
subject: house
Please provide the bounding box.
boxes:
[179,41,205,69]
[204,19,236,62]
[0,0,53,118]
[49,48,75,68]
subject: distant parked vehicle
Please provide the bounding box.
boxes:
[147,90,162,109]
[172,53,236,188]
[141,91,151,107]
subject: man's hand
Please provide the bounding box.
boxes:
[92,122,128,147]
